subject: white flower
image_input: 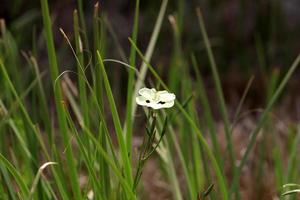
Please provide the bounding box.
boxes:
[87,190,94,200]
[136,87,176,109]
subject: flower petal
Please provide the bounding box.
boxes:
[136,96,149,106]
[163,100,175,108]
[151,100,175,109]
[138,88,156,99]
[157,91,176,102]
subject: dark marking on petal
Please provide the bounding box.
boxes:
[146,100,150,103]
[158,101,165,104]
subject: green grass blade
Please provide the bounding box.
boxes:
[168,122,196,198]
[266,68,280,103]
[155,132,183,200]
[125,0,140,162]
[83,126,136,199]
[76,0,89,50]
[0,25,22,92]
[0,163,17,199]
[168,15,183,91]
[0,58,69,199]
[132,0,168,115]
[40,0,81,198]
[230,54,300,196]
[0,59,41,155]
[273,141,284,191]
[164,142,183,200]
[29,162,57,199]
[0,153,30,197]
[282,190,300,197]
[287,125,300,182]
[231,76,254,126]
[93,2,104,106]
[29,57,52,143]
[191,54,223,168]
[64,107,104,199]
[0,100,32,159]
[283,184,300,188]
[92,14,112,194]
[73,10,89,130]
[97,51,133,188]
[196,8,235,172]
[104,18,127,62]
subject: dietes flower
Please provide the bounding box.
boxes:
[136,87,176,109]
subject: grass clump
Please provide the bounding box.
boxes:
[0,0,300,199]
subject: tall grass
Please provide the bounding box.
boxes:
[0,0,300,199]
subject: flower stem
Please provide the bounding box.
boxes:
[133,110,159,192]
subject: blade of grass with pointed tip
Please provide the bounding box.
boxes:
[196,8,236,174]
[93,3,111,198]
[125,0,140,163]
[282,190,300,197]
[92,8,111,196]
[231,75,254,127]
[97,51,133,188]
[132,0,168,115]
[93,3,104,106]
[76,0,89,50]
[40,0,81,198]
[168,14,184,92]
[29,162,57,199]
[92,10,111,194]
[74,10,89,130]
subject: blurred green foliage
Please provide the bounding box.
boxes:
[1,0,300,74]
